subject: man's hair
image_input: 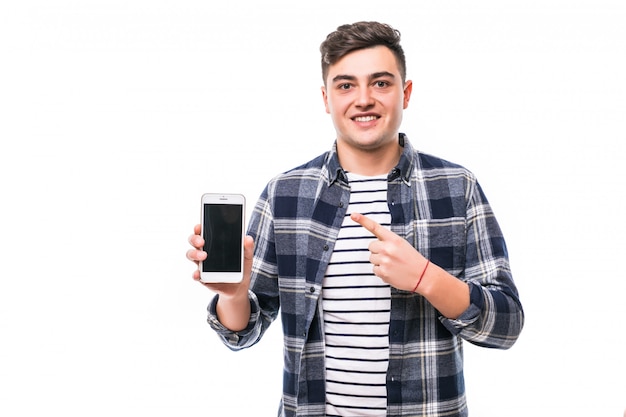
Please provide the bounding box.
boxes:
[320,21,406,85]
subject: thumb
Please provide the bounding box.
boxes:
[243,235,254,260]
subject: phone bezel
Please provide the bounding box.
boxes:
[199,193,246,283]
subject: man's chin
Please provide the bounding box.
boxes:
[339,134,397,152]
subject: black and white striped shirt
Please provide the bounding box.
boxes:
[323,173,391,417]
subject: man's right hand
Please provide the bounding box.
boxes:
[187,224,254,331]
[186,224,254,299]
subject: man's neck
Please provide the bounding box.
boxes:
[336,141,402,176]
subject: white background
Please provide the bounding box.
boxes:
[1,1,625,416]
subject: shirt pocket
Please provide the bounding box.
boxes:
[414,217,467,278]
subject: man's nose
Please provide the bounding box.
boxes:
[355,86,375,107]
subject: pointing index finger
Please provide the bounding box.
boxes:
[350,212,393,240]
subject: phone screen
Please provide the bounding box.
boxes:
[202,203,243,273]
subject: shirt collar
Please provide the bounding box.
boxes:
[325,142,347,186]
[324,133,415,186]
[392,133,415,185]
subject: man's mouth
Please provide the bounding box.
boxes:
[353,115,379,122]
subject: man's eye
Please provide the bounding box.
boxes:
[339,83,351,90]
[375,81,389,88]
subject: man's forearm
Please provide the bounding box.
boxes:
[215,292,252,332]
[418,263,470,320]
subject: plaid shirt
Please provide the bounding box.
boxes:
[208,135,524,417]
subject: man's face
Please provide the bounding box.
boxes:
[322,46,412,153]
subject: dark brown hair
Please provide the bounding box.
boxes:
[320,21,406,84]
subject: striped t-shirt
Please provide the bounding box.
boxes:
[322,172,391,417]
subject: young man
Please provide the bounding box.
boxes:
[187,21,524,417]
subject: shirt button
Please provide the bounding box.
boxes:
[323,244,329,251]
[309,287,315,293]
[339,202,344,208]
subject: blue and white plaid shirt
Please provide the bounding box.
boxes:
[208,135,524,417]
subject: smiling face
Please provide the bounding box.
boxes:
[322,46,412,165]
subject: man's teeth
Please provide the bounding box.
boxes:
[354,116,377,122]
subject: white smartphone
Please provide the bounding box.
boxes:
[200,193,246,283]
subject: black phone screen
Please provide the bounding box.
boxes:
[202,203,243,273]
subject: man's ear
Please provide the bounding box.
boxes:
[403,80,413,109]
[321,86,330,114]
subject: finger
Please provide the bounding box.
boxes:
[372,263,387,280]
[369,252,380,266]
[186,248,207,262]
[190,224,202,245]
[369,240,383,254]
[243,236,254,260]
[188,233,204,250]
[350,212,394,240]
[192,269,201,281]
[242,236,255,282]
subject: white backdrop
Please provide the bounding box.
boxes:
[1,1,625,416]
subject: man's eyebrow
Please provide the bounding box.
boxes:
[331,74,357,83]
[370,71,396,80]
[331,71,396,84]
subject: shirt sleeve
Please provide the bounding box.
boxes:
[206,291,264,350]
[439,180,524,349]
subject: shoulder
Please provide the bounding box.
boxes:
[284,151,329,174]
[414,150,477,182]
[416,150,465,170]
[259,151,330,198]
[268,151,330,183]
